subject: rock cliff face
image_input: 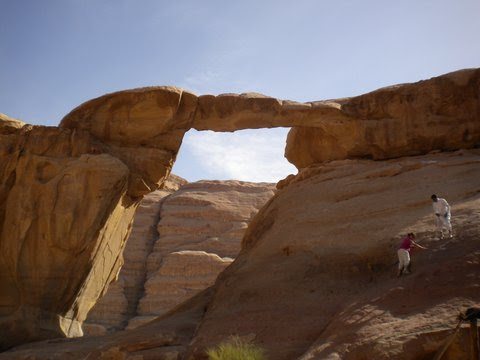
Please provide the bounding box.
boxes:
[0,68,479,351]
[1,88,196,348]
[131,180,275,328]
[84,175,187,333]
[0,119,137,349]
[186,150,480,359]
[85,180,274,332]
[3,150,480,360]
[131,250,232,330]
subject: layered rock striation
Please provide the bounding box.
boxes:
[85,180,274,332]
[131,180,275,328]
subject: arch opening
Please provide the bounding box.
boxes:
[173,127,296,183]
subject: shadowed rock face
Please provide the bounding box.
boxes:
[0,120,135,348]
[83,175,188,334]
[0,68,479,350]
[0,95,189,348]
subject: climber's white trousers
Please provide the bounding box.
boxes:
[397,249,410,270]
[436,213,452,232]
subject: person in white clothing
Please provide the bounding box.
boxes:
[431,194,452,239]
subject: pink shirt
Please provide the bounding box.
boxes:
[399,236,413,252]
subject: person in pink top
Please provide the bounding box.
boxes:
[397,233,428,277]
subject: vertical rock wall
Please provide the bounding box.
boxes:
[84,175,187,333]
[84,180,275,332]
[0,121,137,348]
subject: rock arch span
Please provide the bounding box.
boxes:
[0,68,479,349]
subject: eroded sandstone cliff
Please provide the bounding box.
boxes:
[83,175,187,333]
[0,68,479,354]
[131,180,274,328]
[84,180,274,333]
[186,150,480,359]
[285,68,480,167]
[60,69,480,170]
[0,117,136,348]
[2,150,479,360]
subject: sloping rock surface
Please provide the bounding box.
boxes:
[2,150,479,360]
[186,149,480,359]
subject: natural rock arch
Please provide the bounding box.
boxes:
[0,68,479,349]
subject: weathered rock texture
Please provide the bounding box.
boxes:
[85,180,274,332]
[186,150,480,359]
[0,68,479,350]
[0,119,136,349]
[0,87,198,348]
[3,150,480,360]
[60,87,196,198]
[131,250,232,329]
[286,68,480,167]
[61,69,480,171]
[130,180,275,328]
[84,175,187,333]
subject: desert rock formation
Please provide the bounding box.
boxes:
[1,87,194,348]
[286,68,480,167]
[61,69,480,170]
[85,180,274,332]
[132,250,232,329]
[0,118,136,349]
[186,150,480,359]
[84,175,187,333]
[0,68,479,351]
[131,180,274,328]
[2,150,480,360]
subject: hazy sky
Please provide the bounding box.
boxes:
[1,0,479,182]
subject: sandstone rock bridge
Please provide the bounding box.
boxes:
[0,68,479,349]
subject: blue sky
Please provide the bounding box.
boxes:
[1,0,479,182]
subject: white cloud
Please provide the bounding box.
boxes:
[181,71,222,94]
[183,128,297,183]
[179,42,262,96]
